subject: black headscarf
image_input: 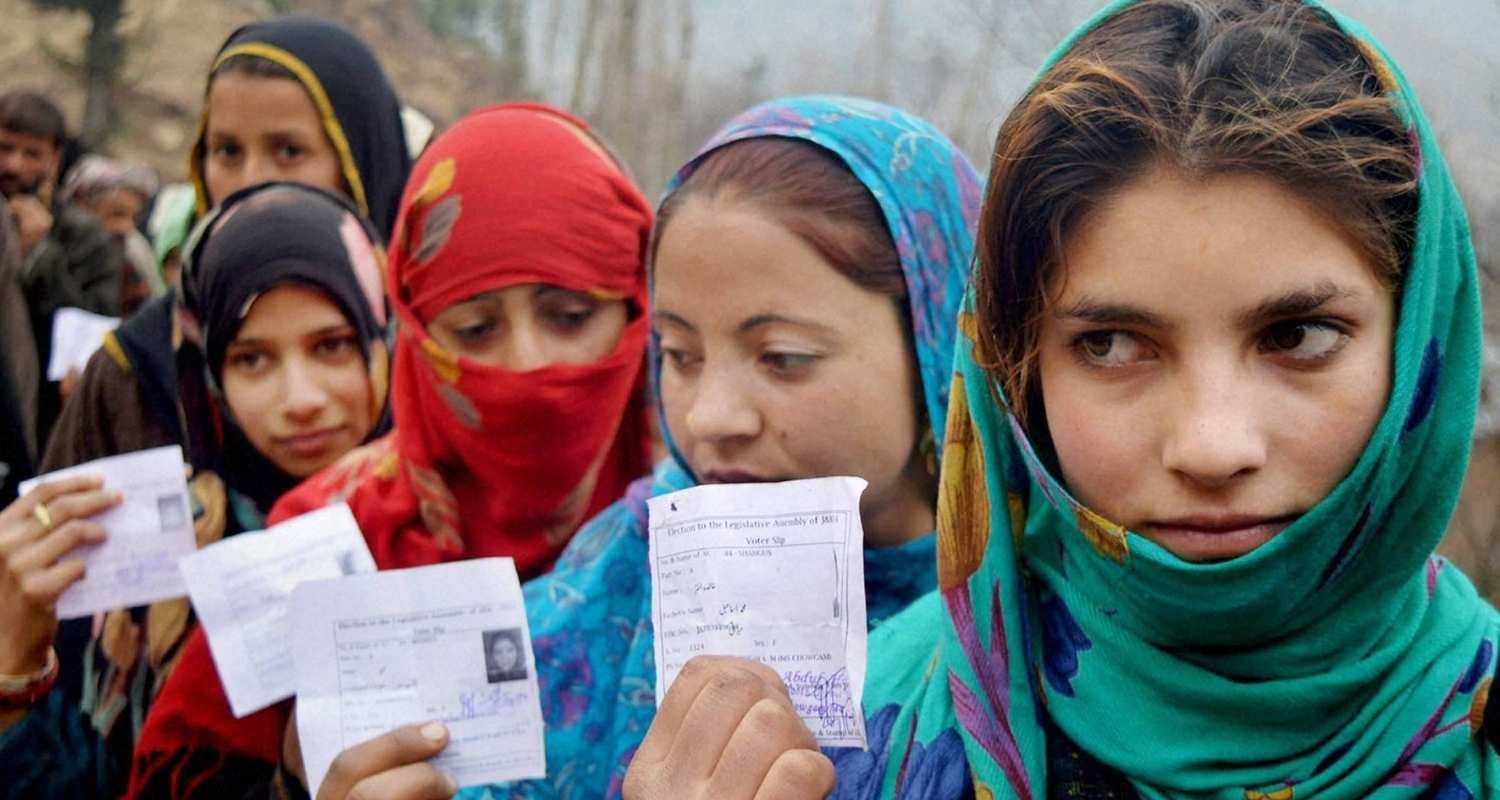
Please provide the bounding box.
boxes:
[178,182,392,515]
[189,15,411,239]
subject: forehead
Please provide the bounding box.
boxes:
[206,73,322,131]
[1053,168,1385,311]
[235,284,346,338]
[653,199,888,325]
[0,127,57,154]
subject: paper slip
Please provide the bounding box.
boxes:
[179,503,377,718]
[292,557,546,795]
[19,446,194,619]
[649,476,870,748]
[47,306,120,381]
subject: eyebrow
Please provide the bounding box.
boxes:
[229,324,354,347]
[1055,281,1360,331]
[652,310,836,336]
[1233,282,1358,328]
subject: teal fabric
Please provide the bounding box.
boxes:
[466,95,982,799]
[847,2,1498,798]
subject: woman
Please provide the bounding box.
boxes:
[456,95,977,800]
[628,2,1500,798]
[0,182,392,799]
[129,102,656,799]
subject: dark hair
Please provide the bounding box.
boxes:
[975,0,1419,425]
[210,53,298,83]
[654,137,906,298]
[0,91,67,148]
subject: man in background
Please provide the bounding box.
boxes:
[0,90,121,446]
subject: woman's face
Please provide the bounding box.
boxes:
[654,198,933,548]
[1037,166,1394,563]
[425,284,628,370]
[202,73,344,205]
[221,285,376,478]
[490,636,519,672]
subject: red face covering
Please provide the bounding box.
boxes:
[273,103,655,575]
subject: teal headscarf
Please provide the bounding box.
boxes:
[848,2,1497,798]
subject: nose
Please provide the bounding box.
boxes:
[1160,365,1267,489]
[501,323,551,372]
[280,355,331,423]
[683,363,761,444]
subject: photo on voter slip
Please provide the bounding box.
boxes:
[291,557,547,795]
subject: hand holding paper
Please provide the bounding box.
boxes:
[647,476,870,748]
[17,446,194,619]
[291,558,546,796]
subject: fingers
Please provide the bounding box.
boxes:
[0,476,102,528]
[343,762,457,800]
[9,520,106,575]
[317,722,451,800]
[11,559,87,609]
[751,750,836,800]
[666,661,794,783]
[705,698,820,800]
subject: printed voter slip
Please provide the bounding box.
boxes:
[180,503,376,717]
[291,557,546,795]
[19,445,194,619]
[648,476,870,748]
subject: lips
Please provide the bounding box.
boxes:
[1140,513,1298,562]
[274,426,347,458]
[700,469,785,485]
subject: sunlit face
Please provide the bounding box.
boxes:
[489,636,519,672]
[0,127,59,198]
[221,285,376,478]
[202,74,345,205]
[425,284,628,371]
[80,187,147,240]
[1037,166,1394,563]
[654,198,933,548]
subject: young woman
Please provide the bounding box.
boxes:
[454,95,978,800]
[627,2,1499,798]
[128,103,657,799]
[0,182,391,799]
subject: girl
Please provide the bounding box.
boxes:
[0,182,391,799]
[130,103,657,799]
[471,94,980,799]
[627,1,1498,798]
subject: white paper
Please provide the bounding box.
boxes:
[179,503,377,718]
[291,558,546,795]
[648,476,870,748]
[19,446,194,619]
[47,306,120,381]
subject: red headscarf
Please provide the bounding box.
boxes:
[268,102,654,574]
[127,104,653,795]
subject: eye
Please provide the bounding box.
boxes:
[1258,320,1349,364]
[759,351,819,378]
[313,334,360,361]
[542,305,596,333]
[274,142,306,161]
[660,347,701,373]
[452,317,497,343]
[1070,331,1153,368]
[225,348,269,375]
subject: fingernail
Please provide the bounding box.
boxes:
[421,721,446,741]
[112,490,124,502]
[443,771,459,793]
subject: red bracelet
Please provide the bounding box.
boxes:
[0,648,59,709]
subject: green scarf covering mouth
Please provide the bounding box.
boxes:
[847,1,1497,798]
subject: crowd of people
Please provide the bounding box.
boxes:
[0,0,1496,798]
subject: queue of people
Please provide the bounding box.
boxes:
[1,1,1497,798]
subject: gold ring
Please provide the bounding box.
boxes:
[32,503,52,531]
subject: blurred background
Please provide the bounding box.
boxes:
[3,0,1498,593]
